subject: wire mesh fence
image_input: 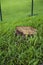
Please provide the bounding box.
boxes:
[0,0,43,21]
[33,0,43,15]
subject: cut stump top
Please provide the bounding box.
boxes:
[16,26,37,36]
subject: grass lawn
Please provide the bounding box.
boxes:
[0,0,43,65]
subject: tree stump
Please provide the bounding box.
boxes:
[16,26,37,36]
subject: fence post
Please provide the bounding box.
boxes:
[0,1,2,21]
[31,0,33,16]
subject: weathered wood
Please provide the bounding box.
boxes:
[16,26,37,36]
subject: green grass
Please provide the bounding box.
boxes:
[0,0,43,65]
